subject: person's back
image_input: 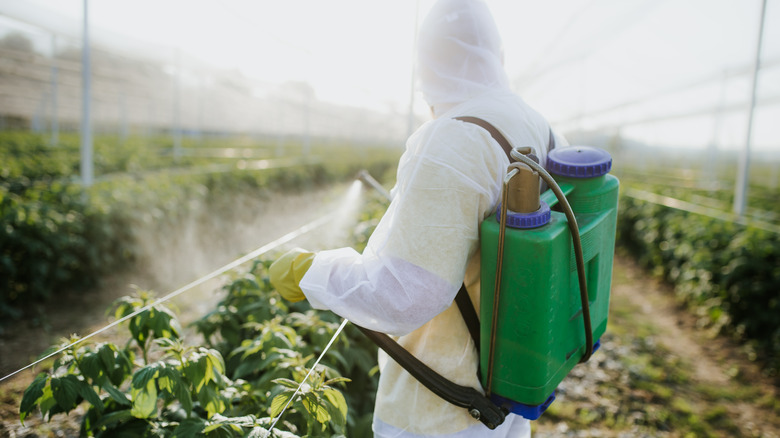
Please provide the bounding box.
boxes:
[371,92,559,438]
[272,1,565,436]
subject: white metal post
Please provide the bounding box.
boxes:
[80,0,93,186]
[50,33,59,147]
[406,0,420,139]
[173,48,182,162]
[733,0,767,215]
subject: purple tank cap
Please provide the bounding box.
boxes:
[496,201,551,229]
[546,146,612,178]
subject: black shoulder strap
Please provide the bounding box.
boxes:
[354,324,506,429]
[455,283,480,351]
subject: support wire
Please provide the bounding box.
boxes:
[0,213,335,383]
[265,318,349,436]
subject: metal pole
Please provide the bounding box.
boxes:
[173,48,182,162]
[406,0,420,138]
[50,33,59,147]
[734,0,767,215]
[80,0,93,186]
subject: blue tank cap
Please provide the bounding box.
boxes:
[497,201,551,229]
[546,146,612,178]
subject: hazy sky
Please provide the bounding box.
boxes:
[1,0,778,150]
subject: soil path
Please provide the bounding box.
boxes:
[533,255,779,437]
[611,257,779,437]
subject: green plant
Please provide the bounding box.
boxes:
[617,194,780,375]
[193,260,379,437]
[270,371,350,436]
[0,131,401,327]
[19,285,353,437]
[17,165,394,436]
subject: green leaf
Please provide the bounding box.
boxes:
[20,373,48,424]
[79,353,104,384]
[50,374,81,411]
[130,377,157,418]
[203,423,222,433]
[172,373,193,416]
[78,384,104,412]
[102,382,131,406]
[173,417,207,437]
[322,388,347,424]
[271,378,299,390]
[38,385,56,420]
[93,408,134,430]
[131,364,159,390]
[113,300,132,320]
[301,392,330,424]
[108,349,134,386]
[269,392,293,418]
[184,355,206,392]
[207,349,226,376]
[197,384,226,418]
[322,377,351,387]
[155,365,192,416]
[98,343,116,370]
[157,374,173,394]
[203,357,214,386]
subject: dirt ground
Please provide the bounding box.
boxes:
[1,186,778,437]
[532,255,780,438]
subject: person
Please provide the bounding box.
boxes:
[269,0,567,436]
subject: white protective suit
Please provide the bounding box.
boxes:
[299,0,566,436]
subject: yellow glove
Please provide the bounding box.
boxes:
[269,248,315,302]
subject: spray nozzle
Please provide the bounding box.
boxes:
[357,169,391,201]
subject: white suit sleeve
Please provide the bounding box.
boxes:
[299,120,505,336]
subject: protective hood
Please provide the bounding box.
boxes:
[417,0,511,109]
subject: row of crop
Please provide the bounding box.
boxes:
[614,171,780,222]
[0,132,400,325]
[19,182,391,437]
[0,132,188,184]
[617,194,780,374]
[20,260,380,437]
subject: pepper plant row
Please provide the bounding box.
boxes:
[0,131,399,326]
[18,185,391,436]
[617,194,780,375]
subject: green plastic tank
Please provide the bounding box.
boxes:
[479,146,619,417]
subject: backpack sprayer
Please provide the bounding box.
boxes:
[479,144,619,420]
[356,121,619,429]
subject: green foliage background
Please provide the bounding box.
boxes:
[8,130,780,435]
[617,193,780,375]
[19,260,380,437]
[0,132,398,324]
[16,182,390,437]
